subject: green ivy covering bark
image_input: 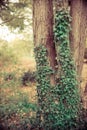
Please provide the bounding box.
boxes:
[53,9,81,130]
[34,9,81,130]
[34,45,54,129]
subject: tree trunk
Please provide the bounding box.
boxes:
[70,0,87,78]
[33,0,56,86]
[79,0,87,76]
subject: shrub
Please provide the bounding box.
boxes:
[21,70,36,86]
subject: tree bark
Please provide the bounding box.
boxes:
[70,0,87,78]
[33,0,56,86]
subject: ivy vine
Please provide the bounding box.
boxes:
[34,45,54,129]
[54,9,81,129]
[34,9,81,130]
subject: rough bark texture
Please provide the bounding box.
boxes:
[70,0,87,77]
[80,0,87,74]
[33,0,56,85]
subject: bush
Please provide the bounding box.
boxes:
[21,70,36,86]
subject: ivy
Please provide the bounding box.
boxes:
[34,45,54,129]
[54,9,81,129]
[34,9,81,130]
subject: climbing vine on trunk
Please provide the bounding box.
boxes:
[54,9,81,129]
[34,9,81,130]
[34,45,54,129]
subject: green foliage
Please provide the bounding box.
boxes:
[53,9,81,129]
[34,45,54,129]
[0,102,36,130]
[0,93,36,118]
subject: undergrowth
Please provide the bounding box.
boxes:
[0,69,37,130]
